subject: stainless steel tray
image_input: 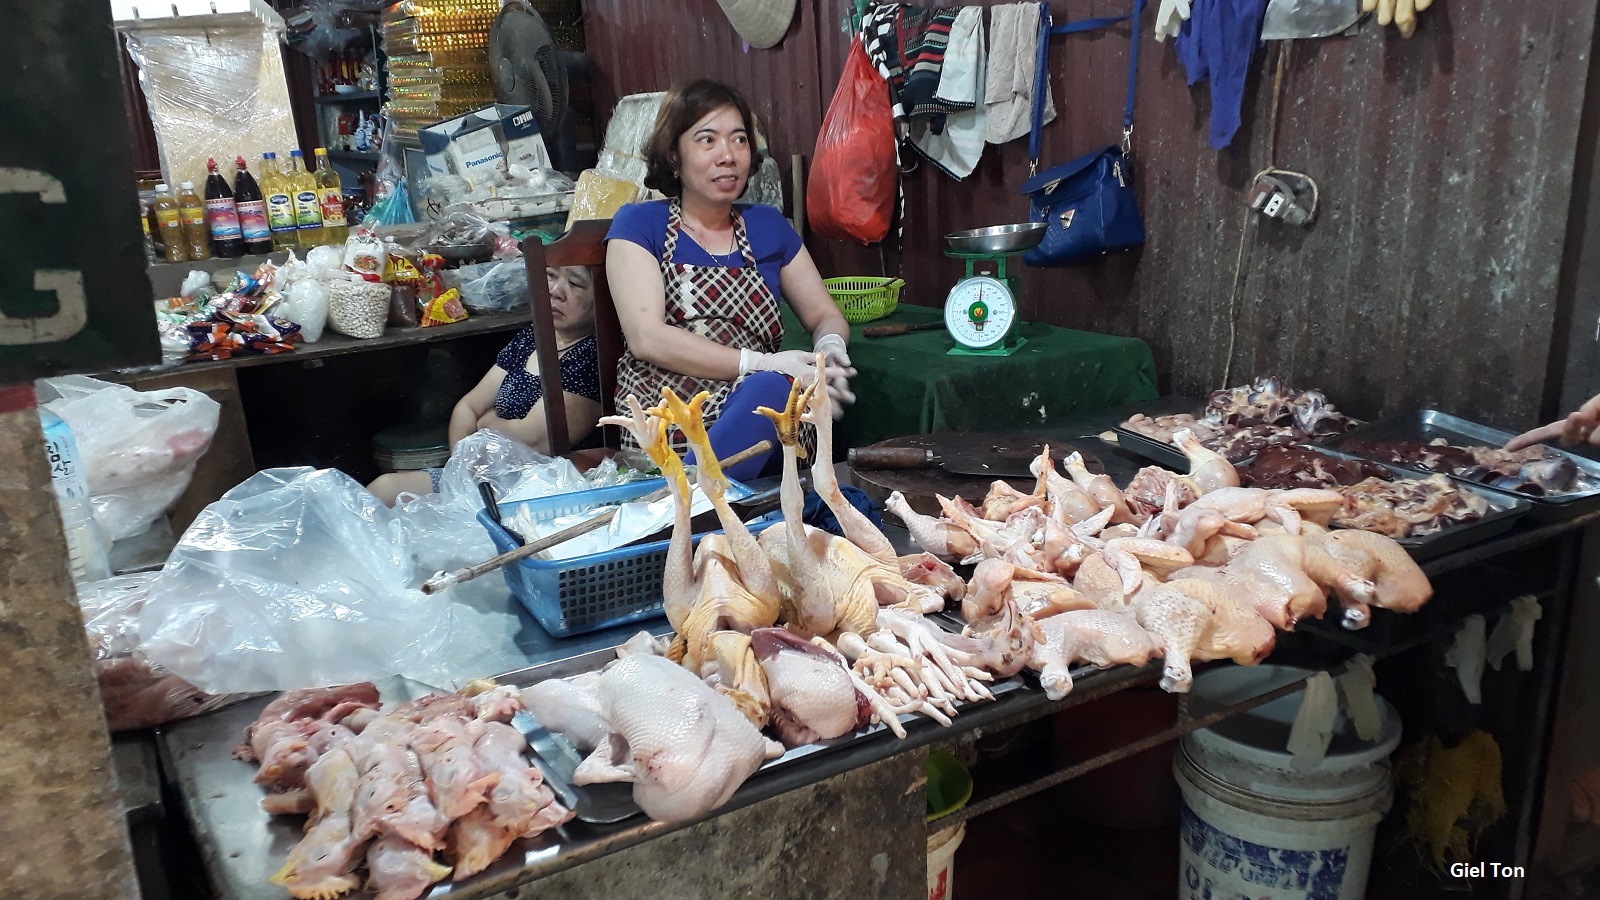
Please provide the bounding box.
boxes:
[493,638,1023,825]
[1111,418,1357,471]
[1323,409,1600,522]
[1239,445,1533,561]
[1109,423,1191,471]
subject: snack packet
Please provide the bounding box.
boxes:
[419,288,468,327]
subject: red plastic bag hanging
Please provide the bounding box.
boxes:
[808,38,896,244]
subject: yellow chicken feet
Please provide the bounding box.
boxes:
[755,376,817,457]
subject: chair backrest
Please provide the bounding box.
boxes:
[520,218,619,457]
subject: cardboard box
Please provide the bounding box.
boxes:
[417,104,550,188]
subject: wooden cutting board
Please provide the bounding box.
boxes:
[850,431,1104,517]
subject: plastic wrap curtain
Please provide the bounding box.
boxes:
[121,19,300,187]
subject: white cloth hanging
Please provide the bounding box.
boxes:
[913,6,988,179]
[984,2,1053,145]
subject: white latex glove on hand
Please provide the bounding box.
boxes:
[813,334,858,414]
[739,348,818,382]
[1363,0,1431,37]
[1154,0,1190,42]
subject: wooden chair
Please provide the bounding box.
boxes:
[520,218,621,462]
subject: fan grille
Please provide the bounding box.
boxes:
[489,3,569,135]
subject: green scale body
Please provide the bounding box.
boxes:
[943,250,1028,357]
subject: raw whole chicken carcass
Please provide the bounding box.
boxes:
[1028,609,1162,700]
[751,627,866,746]
[365,835,451,900]
[572,654,783,824]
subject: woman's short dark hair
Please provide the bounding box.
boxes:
[642,79,765,197]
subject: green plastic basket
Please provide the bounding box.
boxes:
[825,276,903,324]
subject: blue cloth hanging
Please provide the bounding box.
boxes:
[1173,0,1270,149]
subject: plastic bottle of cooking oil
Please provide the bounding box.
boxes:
[262,152,298,253]
[313,148,349,246]
[152,183,188,263]
[177,181,211,260]
[288,149,324,248]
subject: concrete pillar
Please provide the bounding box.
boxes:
[0,385,139,899]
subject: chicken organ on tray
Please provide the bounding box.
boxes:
[240,681,572,900]
[1346,437,1598,496]
[1121,376,1360,462]
[1239,446,1503,538]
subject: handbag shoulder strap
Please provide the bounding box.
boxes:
[1028,0,1145,173]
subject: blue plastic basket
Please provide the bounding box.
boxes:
[476,478,774,637]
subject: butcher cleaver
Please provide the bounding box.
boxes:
[848,446,1038,478]
[1260,0,1362,39]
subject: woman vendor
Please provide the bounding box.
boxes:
[367,265,602,505]
[607,79,856,481]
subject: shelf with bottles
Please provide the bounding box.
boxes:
[139,149,356,267]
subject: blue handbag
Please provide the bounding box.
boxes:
[1021,1,1146,267]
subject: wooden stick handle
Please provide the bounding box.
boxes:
[422,440,774,594]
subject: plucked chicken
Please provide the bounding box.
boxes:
[571,654,783,824]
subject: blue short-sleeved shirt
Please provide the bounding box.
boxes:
[606,200,805,303]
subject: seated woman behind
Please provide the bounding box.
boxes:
[368,265,601,505]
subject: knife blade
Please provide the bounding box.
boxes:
[848,446,1039,478]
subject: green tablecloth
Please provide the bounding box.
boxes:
[781,304,1158,448]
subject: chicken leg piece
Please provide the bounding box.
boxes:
[1064,452,1138,524]
[1130,584,1210,693]
[1032,446,1103,525]
[1028,609,1162,700]
[1172,428,1240,494]
[886,491,979,560]
[1166,578,1276,667]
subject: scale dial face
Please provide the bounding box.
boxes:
[944,275,1016,350]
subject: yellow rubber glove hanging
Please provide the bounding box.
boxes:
[1363,0,1433,37]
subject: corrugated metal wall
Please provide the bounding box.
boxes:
[584,1,1597,429]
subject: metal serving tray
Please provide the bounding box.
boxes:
[493,639,1024,825]
[1323,409,1600,522]
[1236,445,1532,561]
[1109,423,1191,471]
[1111,416,1357,472]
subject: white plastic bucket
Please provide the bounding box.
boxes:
[1175,665,1402,900]
[926,821,966,900]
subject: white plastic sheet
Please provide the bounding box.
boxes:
[122,21,299,186]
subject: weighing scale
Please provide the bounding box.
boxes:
[942,223,1045,357]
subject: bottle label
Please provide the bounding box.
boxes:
[267,192,297,233]
[155,207,182,230]
[319,189,348,227]
[295,190,324,229]
[181,207,206,229]
[237,199,270,240]
[206,197,243,239]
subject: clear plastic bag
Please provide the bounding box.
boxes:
[79,573,249,732]
[37,375,221,541]
[452,260,529,313]
[137,467,454,694]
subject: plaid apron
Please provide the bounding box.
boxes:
[615,198,815,459]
